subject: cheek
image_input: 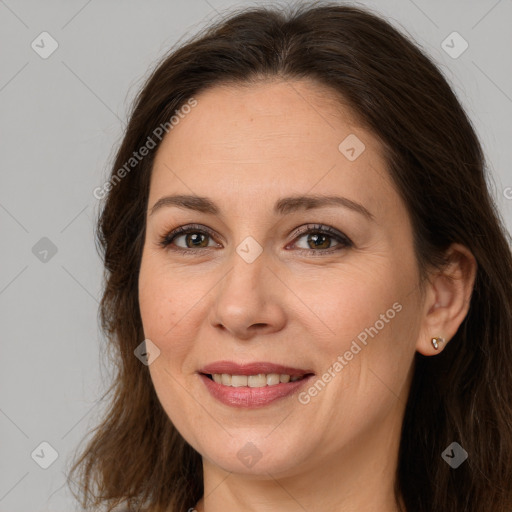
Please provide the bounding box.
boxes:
[300,269,418,448]
[138,277,174,340]
[291,261,405,345]
[138,257,212,371]
[139,264,204,435]
[138,254,193,338]
[296,259,419,404]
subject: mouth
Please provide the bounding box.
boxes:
[201,372,311,387]
[197,361,315,408]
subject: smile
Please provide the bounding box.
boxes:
[207,373,306,387]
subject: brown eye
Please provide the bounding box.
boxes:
[304,232,333,250]
[180,232,210,248]
[159,224,219,253]
[290,224,353,254]
[159,223,352,256]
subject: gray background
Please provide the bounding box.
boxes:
[0,0,511,511]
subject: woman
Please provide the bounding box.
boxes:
[67,2,512,511]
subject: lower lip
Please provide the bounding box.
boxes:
[199,374,314,408]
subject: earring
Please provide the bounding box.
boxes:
[431,336,445,350]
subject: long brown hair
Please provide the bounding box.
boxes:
[66,2,512,511]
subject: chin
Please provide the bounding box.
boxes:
[196,431,311,477]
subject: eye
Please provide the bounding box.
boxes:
[158,224,219,254]
[288,224,353,254]
[158,223,353,255]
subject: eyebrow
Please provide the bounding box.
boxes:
[149,194,374,221]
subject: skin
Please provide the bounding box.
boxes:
[138,79,477,512]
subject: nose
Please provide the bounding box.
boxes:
[208,247,287,341]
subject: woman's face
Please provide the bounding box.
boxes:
[138,79,425,477]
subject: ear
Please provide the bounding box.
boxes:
[416,243,477,356]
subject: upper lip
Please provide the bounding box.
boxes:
[199,361,314,377]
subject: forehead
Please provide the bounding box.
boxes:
[156,78,371,155]
[149,79,395,219]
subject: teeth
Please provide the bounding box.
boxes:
[210,373,305,387]
[248,374,267,387]
[266,373,280,386]
[231,375,247,387]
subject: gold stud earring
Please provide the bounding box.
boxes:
[431,336,445,350]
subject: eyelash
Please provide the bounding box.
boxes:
[157,223,353,256]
